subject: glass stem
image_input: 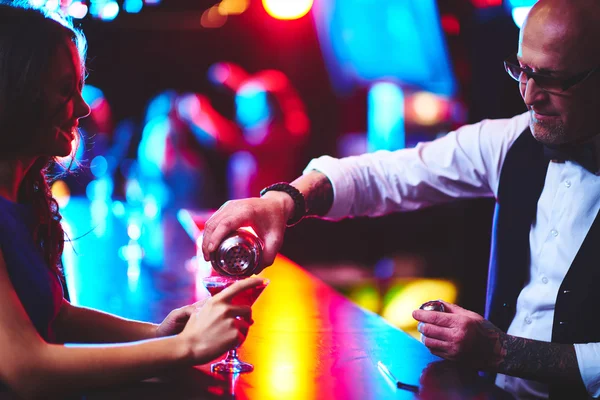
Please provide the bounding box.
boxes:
[226,349,238,361]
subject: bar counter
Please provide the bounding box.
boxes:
[85,255,513,399]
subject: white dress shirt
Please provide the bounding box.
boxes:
[304,111,600,398]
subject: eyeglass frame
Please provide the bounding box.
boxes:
[503,54,600,93]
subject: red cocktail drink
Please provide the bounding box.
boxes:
[204,277,266,307]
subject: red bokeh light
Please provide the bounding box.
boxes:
[471,0,502,7]
[441,14,460,35]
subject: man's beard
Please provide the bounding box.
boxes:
[531,119,567,145]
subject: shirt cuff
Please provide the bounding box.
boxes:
[303,155,355,220]
[574,343,600,397]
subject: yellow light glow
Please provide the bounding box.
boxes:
[348,283,380,313]
[412,91,443,126]
[201,5,227,28]
[51,180,71,208]
[262,0,313,20]
[245,256,317,399]
[218,0,249,15]
[381,278,457,333]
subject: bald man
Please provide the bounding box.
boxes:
[201,0,600,398]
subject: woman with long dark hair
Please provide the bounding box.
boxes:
[0,3,261,398]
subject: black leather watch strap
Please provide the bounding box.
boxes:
[260,182,306,226]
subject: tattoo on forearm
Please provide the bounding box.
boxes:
[304,175,333,217]
[496,332,583,385]
[474,320,583,386]
[476,320,505,366]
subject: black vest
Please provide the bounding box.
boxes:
[486,128,598,398]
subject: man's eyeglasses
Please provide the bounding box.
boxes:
[504,54,600,93]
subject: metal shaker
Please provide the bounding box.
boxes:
[420,300,445,312]
[418,300,445,344]
[210,229,263,277]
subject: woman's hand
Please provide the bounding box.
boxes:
[178,277,265,364]
[155,299,208,338]
[201,192,294,271]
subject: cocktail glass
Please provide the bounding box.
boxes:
[202,275,268,373]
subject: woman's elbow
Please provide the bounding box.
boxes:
[0,352,62,400]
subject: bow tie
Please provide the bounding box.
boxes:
[543,143,599,174]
